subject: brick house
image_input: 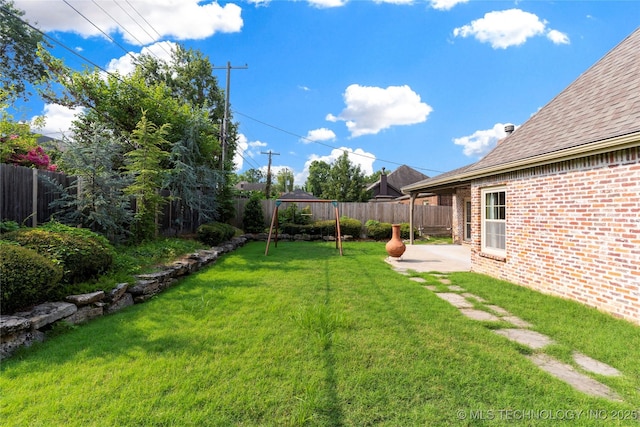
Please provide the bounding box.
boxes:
[402,28,640,324]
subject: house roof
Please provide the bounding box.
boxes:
[278,189,320,200]
[368,165,429,192]
[235,181,266,192]
[403,26,640,194]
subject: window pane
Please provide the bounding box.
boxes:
[485,221,506,250]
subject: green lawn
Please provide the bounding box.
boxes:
[1,241,638,426]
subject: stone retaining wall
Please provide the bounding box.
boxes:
[0,236,250,360]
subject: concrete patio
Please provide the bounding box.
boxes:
[384,244,471,273]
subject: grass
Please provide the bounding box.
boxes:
[1,241,639,426]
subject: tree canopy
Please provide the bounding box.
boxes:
[0,0,51,103]
[305,152,371,202]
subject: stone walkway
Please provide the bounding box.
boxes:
[404,274,624,402]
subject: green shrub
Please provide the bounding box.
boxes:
[196,222,235,246]
[2,226,115,284]
[313,220,336,237]
[0,242,63,313]
[0,220,20,234]
[366,222,392,240]
[399,223,415,240]
[339,217,362,237]
[242,196,266,233]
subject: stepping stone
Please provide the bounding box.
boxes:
[502,316,533,328]
[527,354,622,401]
[493,329,554,349]
[462,293,487,303]
[459,309,500,321]
[410,277,426,283]
[573,352,621,377]
[439,278,452,285]
[435,293,474,309]
[423,285,438,291]
[448,285,465,292]
[486,305,510,316]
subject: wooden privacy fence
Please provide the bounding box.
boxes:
[1,163,452,235]
[1,163,73,227]
[231,198,452,234]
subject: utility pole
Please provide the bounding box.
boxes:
[261,150,280,198]
[213,61,248,169]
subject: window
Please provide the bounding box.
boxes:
[464,199,472,241]
[481,187,506,256]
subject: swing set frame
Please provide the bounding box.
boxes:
[264,199,343,256]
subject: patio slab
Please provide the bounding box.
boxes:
[527,354,622,401]
[573,352,621,377]
[459,309,500,321]
[385,244,471,273]
[435,293,474,309]
[493,328,555,349]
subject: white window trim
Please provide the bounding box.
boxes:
[481,186,506,257]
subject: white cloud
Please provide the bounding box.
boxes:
[31,104,83,140]
[15,0,242,45]
[453,123,516,157]
[453,9,568,49]
[296,147,376,186]
[302,128,336,144]
[430,0,468,11]
[106,41,176,75]
[233,134,268,171]
[328,84,432,137]
[307,0,349,8]
[376,0,414,4]
[547,29,570,45]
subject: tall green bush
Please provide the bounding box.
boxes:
[0,243,63,313]
[242,196,265,233]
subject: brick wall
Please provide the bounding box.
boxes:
[470,147,640,325]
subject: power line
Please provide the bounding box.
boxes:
[113,0,171,56]
[89,0,152,55]
[234,110,445,174]
[123,0,173,57]
[62,0,138,64]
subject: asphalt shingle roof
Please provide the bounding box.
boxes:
[471,26,640,172]
[404,26,640,193]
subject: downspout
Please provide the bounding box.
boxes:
[409,192,417,245]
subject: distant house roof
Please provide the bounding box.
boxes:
[404,26,640,194]
[368,165,429,198]
[235,181,266,192]
[278,189,320,200]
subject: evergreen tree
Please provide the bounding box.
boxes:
[50,122,132,243]
[242,194,266,233]
[124,112,170,242]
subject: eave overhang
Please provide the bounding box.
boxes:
[402,131,640,195]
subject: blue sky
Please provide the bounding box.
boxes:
[12,0,640,185]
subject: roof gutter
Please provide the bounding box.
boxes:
[402,131,640,194]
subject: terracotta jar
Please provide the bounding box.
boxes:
[385,224,406,258]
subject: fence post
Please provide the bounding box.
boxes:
[32,168,38,227]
